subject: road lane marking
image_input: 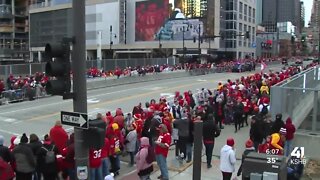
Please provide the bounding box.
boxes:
[3,118,17,123]
[0,129,20,136]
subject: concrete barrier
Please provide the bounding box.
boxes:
[293,130,320,159]
[86,71,190,90]
[86,62,281,90]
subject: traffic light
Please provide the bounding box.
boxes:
[193,37,196,43]
[44,41,71,98]
[83,119,106,149]
[245,31,250,39]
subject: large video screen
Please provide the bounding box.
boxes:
[135,0,206,41]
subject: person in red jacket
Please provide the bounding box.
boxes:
[61,133,75,180]
[241,97,251,127]
[284,117,296,157]
[89,148,103,180]
[114,108,125,130]
[101,137,110,177]
[155,124,171,180]
[49,120,68,154]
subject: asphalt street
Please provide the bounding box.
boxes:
[0,63,285,179]
[0,64,283,142]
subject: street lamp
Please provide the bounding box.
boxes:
[109,25,117,50]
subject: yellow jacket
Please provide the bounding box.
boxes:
[270,133,283,150]
[260,85,269,94]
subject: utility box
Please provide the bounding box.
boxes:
[263,172,278,180]
[250,173,262,180]
[242,152,287,180]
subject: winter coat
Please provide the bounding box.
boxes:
[285,119,296,141]
[250,121,264,143]
[126,130,137,152]
[101,138,110,159]
[28,141,42,156]
[49,125,68,153]
[0,145,12,164]
[271,119,285,134]
[220,145,236,173]
[203,119,220,144]
[114,109,125,130]
[36,142,59,173]
[173,117,190,138]
[135,137,152,171]
[237,147,255,176]
[12,143,36,173]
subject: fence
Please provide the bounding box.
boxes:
[270,66,320,132]
[0,58,177,79]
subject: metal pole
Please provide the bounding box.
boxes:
[198,24,201,56]
[110,25,112,50]
[318,30,320,61]
[193,121,203,180]
[183,26,185,60]
[72,1,89,179]
[312,91,318,131]
[275,0,280,56]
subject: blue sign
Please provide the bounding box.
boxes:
[252,43,256,48]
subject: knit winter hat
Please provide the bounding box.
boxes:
[0,135,4,145]
[280,128,287,135]
[245,139,253,148]
[226,138,235,147]
[20,133,28,143]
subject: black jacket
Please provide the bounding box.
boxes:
[250,121,264,143]
[28,141,42,156]
[271,119,285,134]
[203,115,220,144]
[0,145,12,163]
[237,149,255,176]
[36,143,59,174]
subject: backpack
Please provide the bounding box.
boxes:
[146,146,155,164]
[42,145,56,164]
[260,104,269,115]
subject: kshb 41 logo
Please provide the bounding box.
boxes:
[290,147,307,165]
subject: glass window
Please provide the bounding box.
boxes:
[249,7,252,18]
[244,4,247,15]
[239,23,243,32]
[239,2,243,13]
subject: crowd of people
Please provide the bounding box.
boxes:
[0,60,317,180]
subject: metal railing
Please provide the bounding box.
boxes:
[0,58,177,79]
[270,66,320,132]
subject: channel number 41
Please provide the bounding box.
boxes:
[290,147,306,165]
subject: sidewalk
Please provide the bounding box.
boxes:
[119,120,251,180]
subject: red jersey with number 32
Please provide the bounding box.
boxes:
[89,148,102,168]
[155,132,171,157]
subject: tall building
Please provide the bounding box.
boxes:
[220,0,256,59]
[256,0,263,25]
[28,0,221,61]
[262,0,301,34]
[300,1,305,31]
[310,0,320,28]
[0,0,30,63]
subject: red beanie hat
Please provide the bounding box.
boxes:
[245,139,253,148]
[226,138,235,147]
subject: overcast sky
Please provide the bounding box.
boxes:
[302,0,313,26]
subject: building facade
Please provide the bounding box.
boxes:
[261,0,301,34]
[29,0,221,62]
[0,0,30,64]
[219,0,256,59]
[310,0,320,28]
